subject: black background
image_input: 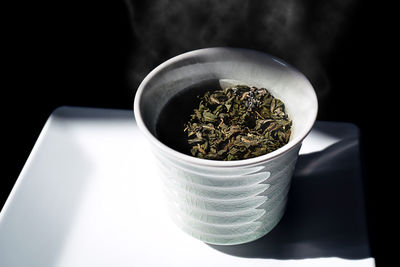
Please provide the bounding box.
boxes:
[2,1,396,266]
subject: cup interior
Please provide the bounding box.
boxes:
[134,47,318,163]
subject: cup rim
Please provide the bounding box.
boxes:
[134,47,318,167]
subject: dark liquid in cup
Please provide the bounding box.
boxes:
[155,79,221,155]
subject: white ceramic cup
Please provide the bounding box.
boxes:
[134,47,318,245]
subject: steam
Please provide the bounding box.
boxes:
[124,0,356,109]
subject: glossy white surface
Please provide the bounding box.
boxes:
[0,107,374,267]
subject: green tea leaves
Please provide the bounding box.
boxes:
[184,85,292,160]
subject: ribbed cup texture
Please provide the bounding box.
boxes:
[134,48,318,245]
[154,144,301,245]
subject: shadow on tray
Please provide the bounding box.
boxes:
[209,128,371,260]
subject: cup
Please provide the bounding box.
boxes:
[134,47,318,245]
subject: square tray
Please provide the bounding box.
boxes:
[0,106,375,267]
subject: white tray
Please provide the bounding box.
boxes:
[0,106,375,267]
